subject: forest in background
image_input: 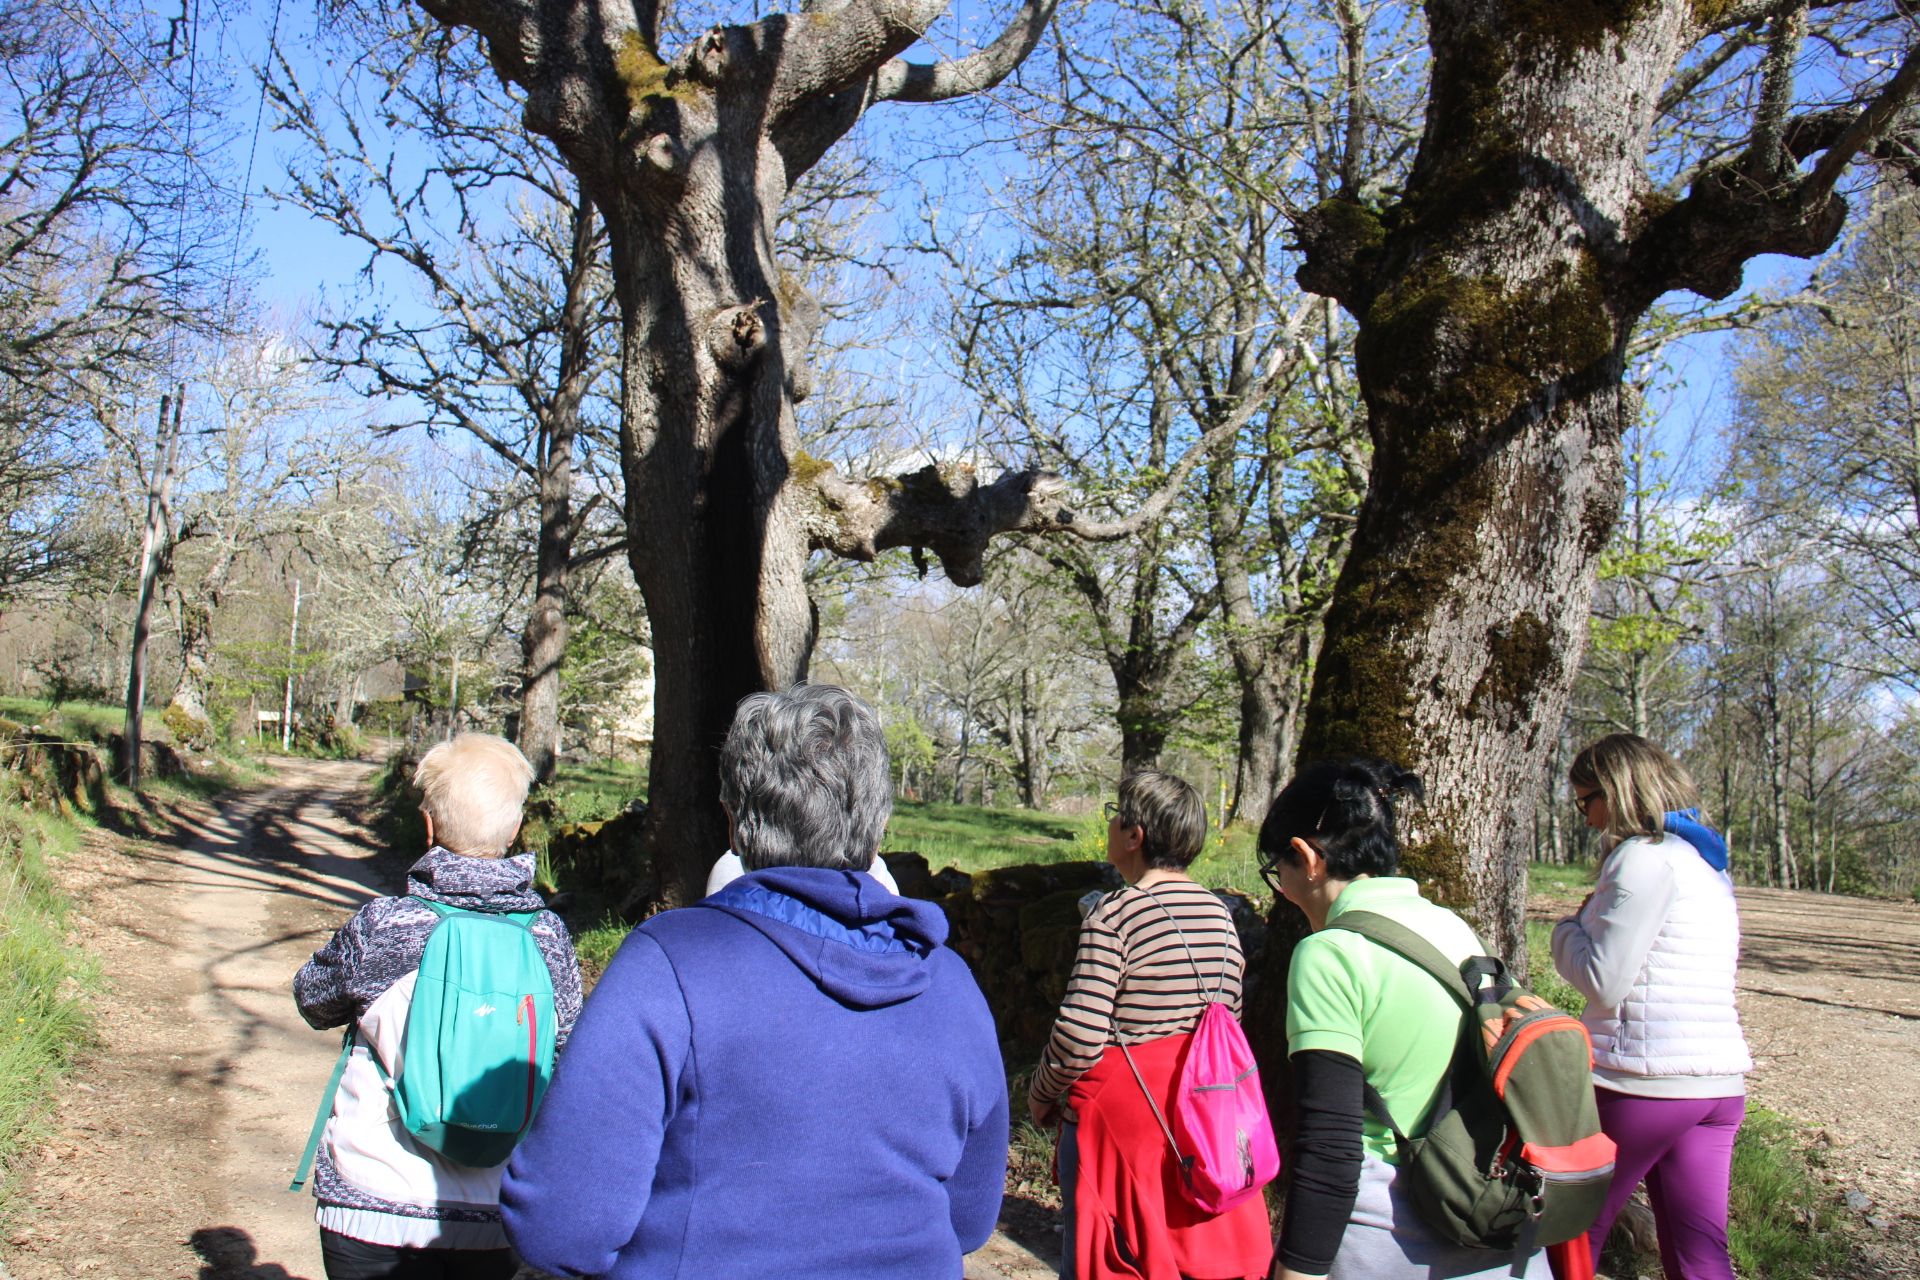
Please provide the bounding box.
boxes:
[1,0,1917,903]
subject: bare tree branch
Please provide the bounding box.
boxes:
[870,0,1060,103]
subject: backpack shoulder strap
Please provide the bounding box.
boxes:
[414,896,542,931]
[288,1026,356,1192]
[1132,885,1228,1003]
[1322,911,1478,1149]
[1323,910,1477,1011]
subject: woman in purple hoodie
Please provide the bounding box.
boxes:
[501,683,1009,1278]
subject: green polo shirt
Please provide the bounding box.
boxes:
[1285,876,1485,1164]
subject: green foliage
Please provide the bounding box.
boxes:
[1728,1107,1851,1277]
[161,702,213,749]
[1524,919,1586,1016]
[0,800,94,1220]
[884,715,937,786]
[572,915,633,986]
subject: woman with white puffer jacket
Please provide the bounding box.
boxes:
[1552,733,1752,1280]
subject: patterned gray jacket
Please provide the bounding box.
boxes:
[294,846,583,1245]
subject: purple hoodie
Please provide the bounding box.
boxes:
[501,867,1009,1278]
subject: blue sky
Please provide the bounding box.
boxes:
[204,0,1838,502]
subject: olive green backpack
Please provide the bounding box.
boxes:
[1327,911,1616,1259]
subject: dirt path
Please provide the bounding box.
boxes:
[1732,886,1920,1278]
[0,759,1057,1280]
[4,758,389,1280]
[11,766,1916,1280]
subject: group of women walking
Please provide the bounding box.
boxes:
[1033,734,1751,1280]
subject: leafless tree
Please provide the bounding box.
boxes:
[271,13,625,781]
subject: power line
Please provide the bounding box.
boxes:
[164,0,202,376]
[223,0,289,323]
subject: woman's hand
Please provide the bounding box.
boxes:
[1270,1268,1329,1280]
[1028,1095,1059,1128]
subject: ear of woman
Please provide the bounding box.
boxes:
[1291,836,1326,881]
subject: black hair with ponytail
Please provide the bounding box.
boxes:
[1257,757,1426,881]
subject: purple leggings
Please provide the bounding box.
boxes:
[1588,1088,1746,1280]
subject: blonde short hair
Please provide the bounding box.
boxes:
[413,733,535,857]
[1569,733,1701,846]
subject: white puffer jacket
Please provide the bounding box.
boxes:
[1551,833,1752,1096]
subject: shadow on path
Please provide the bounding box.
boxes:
[190,1226,313,1280]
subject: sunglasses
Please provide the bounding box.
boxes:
[1573,789,1604,815]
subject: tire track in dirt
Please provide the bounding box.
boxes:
[1732,887,1920,1279]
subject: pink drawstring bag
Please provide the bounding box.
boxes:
[1119,894,1281,1216]
[1171,1001,1281,1213]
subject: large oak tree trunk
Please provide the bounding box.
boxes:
[1260,0,1902,1002]
[1280,9,1687,969]
[596,89,828,907]
[417,0,1072,910]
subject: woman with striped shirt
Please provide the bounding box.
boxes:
[1028,770,1273,1280]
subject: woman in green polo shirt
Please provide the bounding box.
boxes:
[1259,757,1549,1280]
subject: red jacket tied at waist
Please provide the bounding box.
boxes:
[1064,1033,1273,1280]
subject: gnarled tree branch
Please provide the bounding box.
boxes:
[870,0,1059,104]
[1629,39,1920,304]
[800,296,1327,584]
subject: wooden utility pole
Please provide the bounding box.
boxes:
[125,389,185,788]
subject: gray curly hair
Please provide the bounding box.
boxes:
[720,683,892,871]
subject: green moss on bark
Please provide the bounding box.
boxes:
[615,31,703,111]
[789,449,832,486]
[1468,612,1557,730]
[1359,252,1616,433]
[1401,829,1472,910]
[1508,0,1662,50]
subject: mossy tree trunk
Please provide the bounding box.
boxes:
[418,0,1078,908]
[1265,1,1918,981]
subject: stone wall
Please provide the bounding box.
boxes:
[881,853,1270,1059]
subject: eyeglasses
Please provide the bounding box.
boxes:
[1573,789,1603,815]
[1103,801,1120,822]
[1257,861,1284,896]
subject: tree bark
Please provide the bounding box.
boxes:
[417,0,1069,909]
[167,596,216,734]
[517,192,600,785]
[1267,1,1916,982]
[125,389,183,788]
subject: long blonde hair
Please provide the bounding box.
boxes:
[1569,733,1701,846]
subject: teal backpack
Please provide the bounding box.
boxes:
[291,899,559,1189]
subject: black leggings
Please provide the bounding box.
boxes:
[318,1230,519,1280]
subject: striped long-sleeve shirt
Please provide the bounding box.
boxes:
[1030,879,1245,1106]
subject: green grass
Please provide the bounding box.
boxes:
[0,695,124,741]
[1729,1106,1852,1278]
[541,758,648,826]
[573,916,634,985]
[0,694,265,802]
[0,800,95,1222]
[1527,861,1593,900]
[885,800,1269,898]
[1524,919,1586,1015]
